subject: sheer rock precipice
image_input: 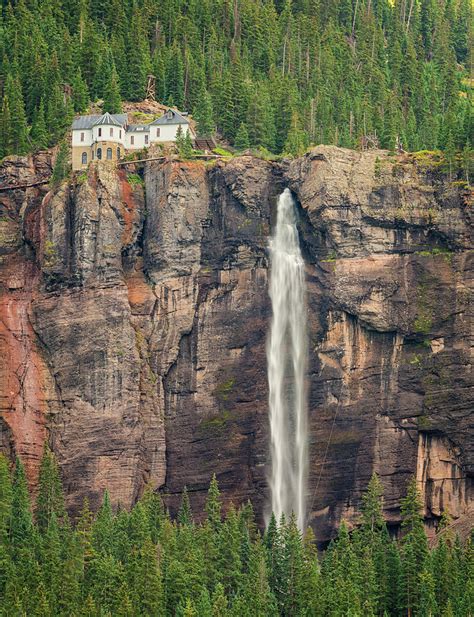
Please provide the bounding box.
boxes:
[1,147,471,542]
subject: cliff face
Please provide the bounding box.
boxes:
[1,147,472,542]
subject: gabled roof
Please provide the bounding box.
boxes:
[128,124,150,132]
[72,113,128,130]
[93,112,124,127]
[150,109,189,126]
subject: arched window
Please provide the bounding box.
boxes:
[117,147,121,159]
[97,148,102,160]
[106,147,112,160]
[81,152,87,165]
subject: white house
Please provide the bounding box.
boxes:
[71,109,192,170]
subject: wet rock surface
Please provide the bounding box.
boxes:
[0,147,472,542]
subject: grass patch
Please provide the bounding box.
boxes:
[199,410,233,431]
[213,378,235,401]
[213,147,233,157]
[321,250,337,263]
[43,240,57,267]
[410,150,444,170]
[409,354,423,368]
[129,112,154,124]
[413,313,433,335]
[127,173,144,186]
[418,414,432,429]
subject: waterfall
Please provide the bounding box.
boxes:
[267,188,308,532]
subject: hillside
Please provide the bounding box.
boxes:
[0,0,472,159]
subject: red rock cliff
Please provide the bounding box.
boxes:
[0,148,472,542]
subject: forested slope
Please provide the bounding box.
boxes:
[1,450,473,617]
[0,0,471,158]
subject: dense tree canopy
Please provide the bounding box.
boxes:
[0,0,471,158]
[0,451,473,616]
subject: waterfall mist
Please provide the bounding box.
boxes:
[267,188,308,532]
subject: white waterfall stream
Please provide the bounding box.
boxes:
[267,188,308,532]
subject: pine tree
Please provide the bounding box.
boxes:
[418,569,438,617]
[103,65,122,114]
[0,454,13,545]
[88,553,124,614]
[177,597,198,617]
[3,74,29,155]
[115,583,134,617]
[51,141,70,187]
[238,536,278,616]
[30,100,49,150]
[92,490,114,555]
[194,88,214,137]
[400,478,429,616]
[0,96,13,159]
[129,538,164,615]
[211,582,229,617]
[123,5,149,101]
[140,484,166,543]
[234,123,250,151]
[284,111,307,156]
[195,588,213,617]
[246,87,276,152]
[71,69,90,113]
[178,486,193,526]
[205,474,222,532]
[36,444,66,531]
[10,457,34,548]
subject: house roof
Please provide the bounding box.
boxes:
[72,113,127,130]
[150,109,189,126]
[93,112,124,127]
[128,124,150,132]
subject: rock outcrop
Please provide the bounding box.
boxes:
[1,147,472,542]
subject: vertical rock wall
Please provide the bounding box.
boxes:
[0,147,472,542]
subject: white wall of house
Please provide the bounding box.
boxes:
[91,125,125,144]
[124,131,150,150]
[150,123,190,143]
[72,129,93,147]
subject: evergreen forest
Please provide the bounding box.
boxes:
[0,450,472,616]
[0,0,472,158]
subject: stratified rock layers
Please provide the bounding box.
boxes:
[1,147,472,542]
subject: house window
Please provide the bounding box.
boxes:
[106,147,112,160]
[110,128,113,137]
[119,130,122,138]
[81,152,87,165]
[92,150,94,160]
[145,134,149,145]
[80,132,84,142]
[97,148,102,160]
[98,128,102,137]
[117,147,121,159]
[131,135,134,145]
[156,128,160,137]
